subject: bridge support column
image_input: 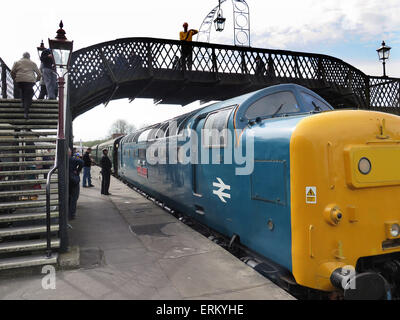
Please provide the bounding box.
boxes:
[1,63,7,98]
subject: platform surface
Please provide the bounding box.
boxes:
[0,166,294,300]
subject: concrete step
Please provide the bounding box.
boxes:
[0,178,57,187]
[0,108,58,114]
[0,211,59,223]
[0,225,59,237]
[0,114,58,119]
[0,161,54,167]
[0,125,58,130]
[0,131,57,137]
[0,145,56,151]
[0,188,58,198]
[0,119,58,125]
[0,253,58,271]
[0,98,57,103]
[0,169,56,177]
[0,152,55,159]
[0,138,56,143]
[0,200,58,210]
[0,239,60,254]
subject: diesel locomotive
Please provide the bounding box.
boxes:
[99,84,400,299]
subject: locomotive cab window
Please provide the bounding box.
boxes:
[300,91,332,112]
[203,107,233,148]
[245,91,300,120]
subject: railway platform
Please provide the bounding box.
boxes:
[0,166,293,300]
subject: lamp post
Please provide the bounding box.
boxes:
[37,40,45,60]
[214,0,226,32]
[48,20,73,139]
[377,41,391,78]
[48,21,73,254]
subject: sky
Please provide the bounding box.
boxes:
[1,0,400,142]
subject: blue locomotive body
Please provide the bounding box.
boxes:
[118,84,326,272]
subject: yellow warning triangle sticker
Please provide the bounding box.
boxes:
[307,189,315,196]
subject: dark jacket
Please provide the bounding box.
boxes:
[40,49,54,69]
[83,152,92,167]
[69,156,84,186]
[100,155,112,174]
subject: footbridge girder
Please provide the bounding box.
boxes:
[68,37,400,119]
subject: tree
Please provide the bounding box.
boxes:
[108,119,136,137]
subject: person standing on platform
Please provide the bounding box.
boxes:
[82,147,94,188]
[40,48,57,100]
[69,148,83,220]
[100,148,112,195]
[179,22,198,71]
[10,52,41,119]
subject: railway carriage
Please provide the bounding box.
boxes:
[115,84,400,299]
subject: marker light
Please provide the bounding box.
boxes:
[358,158,372,175]
[390,224,400,238]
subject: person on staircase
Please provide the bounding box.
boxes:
[40,48,58,100]
[38,63,48,99]
[10,52,41,119]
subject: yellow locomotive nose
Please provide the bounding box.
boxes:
[289,110,400,295]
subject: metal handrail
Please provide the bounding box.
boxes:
[45,150,58,258]
[0,56,41,99]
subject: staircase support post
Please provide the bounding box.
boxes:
[56,75,68,253]
[57,138,68,253]
[1,63,7,98]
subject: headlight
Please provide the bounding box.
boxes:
[390,224,400,238]
[358,157,372,175]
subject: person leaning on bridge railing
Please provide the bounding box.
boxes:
[40,48,58,100]
[10,52,41,119]
[179,22,198,71]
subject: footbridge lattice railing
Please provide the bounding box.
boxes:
[68,38,400,116]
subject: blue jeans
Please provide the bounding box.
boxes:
[82,166,92,187]
[42,68,57,100]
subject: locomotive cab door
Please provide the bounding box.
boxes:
[191,107,235,231]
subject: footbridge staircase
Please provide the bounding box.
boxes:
[0,59,59,270]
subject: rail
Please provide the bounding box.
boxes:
[0,57,15,99]
[45,154,58,258]
[0,57,41,99]
[69,37,400,116]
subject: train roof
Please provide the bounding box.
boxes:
[98,135,125,148]
[121,84,333,143]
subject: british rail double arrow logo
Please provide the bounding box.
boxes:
[213,178,231,203]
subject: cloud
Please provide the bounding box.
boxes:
[248,0,400,49]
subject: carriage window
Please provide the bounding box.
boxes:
[138,148,146,160]
[147,127,160,141]
[300,92,332,112]
[138,130,151,142]
[133,131,143,143]
[245,91,299,120]
[203,107,233,148]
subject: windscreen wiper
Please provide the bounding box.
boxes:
[312,101,322,112]
[271,103,285,118]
